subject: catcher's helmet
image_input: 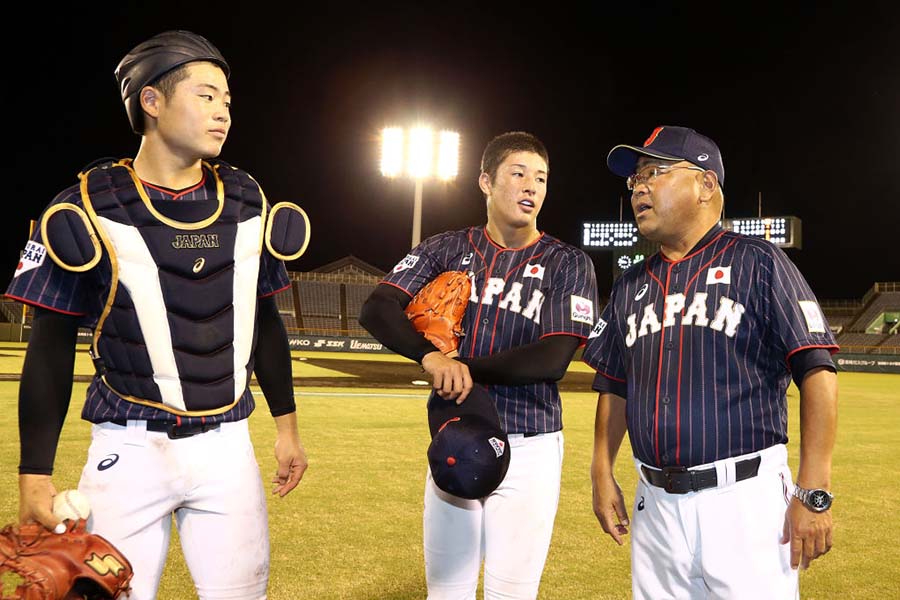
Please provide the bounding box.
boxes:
[115,30,230,134]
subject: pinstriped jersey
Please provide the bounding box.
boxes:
[5,165,290,425]
[382,226,599,434]
[582,224,838,468]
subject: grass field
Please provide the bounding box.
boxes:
[0,345,898,599]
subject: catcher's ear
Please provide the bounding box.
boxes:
[140,86,162,120]
[478,172,492,197]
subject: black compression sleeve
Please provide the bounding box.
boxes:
[458,335,582,385]
[254,295,297,417]
[19,307,79,475]
[358,283,440,363]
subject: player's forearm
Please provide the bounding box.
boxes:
[796,367,838,489]
[18,308,79,474]
[592,393,628,479]
[254,296,297,416]
[273,412,300,437]
[358,284,440,363]
[459,335,580,385]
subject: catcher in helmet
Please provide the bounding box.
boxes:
[4,30,310,599]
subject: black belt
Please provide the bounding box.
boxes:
[641,455,761,494]
[110,419,220,440]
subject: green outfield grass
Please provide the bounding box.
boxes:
[0,347,897,599]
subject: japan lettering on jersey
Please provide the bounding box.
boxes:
[582,225,837,468]
[382,226,599,434]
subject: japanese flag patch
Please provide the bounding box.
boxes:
[706,266,731,285]
[798,301,826,333]
[523,263,545,279]
[392,253,420,274]
[14,241,47,277]
[570,295,594,325]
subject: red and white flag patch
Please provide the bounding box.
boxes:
[523,263,545,280]
[706,265,731,285]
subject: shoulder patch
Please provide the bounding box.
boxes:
[589,318,608,339]
[798,301,826,333]
[570,295,594,325]
[14,241,47,277]
[392,254,420,274]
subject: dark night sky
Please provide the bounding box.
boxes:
[5,2,900,300]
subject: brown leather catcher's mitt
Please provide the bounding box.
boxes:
[0,519,132,599]
[405,271,472,355]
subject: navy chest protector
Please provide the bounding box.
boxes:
[42,159,309,416]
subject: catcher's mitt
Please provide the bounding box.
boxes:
[405,271,472,355]
[0,519,132,600]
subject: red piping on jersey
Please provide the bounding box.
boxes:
[140,172,207,200]
[653,264,673,465]
[482,228,545,251]
[259,282,292,298]
[649,231,733,465]
[590,366,627,383]
[540,331,588,341]
[464,228,490,355]
[659,229,728,263]
[468,229,489,267]
[673,238,738,464]
[645,261,666,291]
[379,280,414,298]
[2,294,85,316]
[784,344,840,370]
[468,251,499,356]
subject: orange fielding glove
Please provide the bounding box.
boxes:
[404,271,472,355]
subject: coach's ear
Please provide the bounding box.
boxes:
[698,170,719,203]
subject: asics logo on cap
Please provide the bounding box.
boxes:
[697,153,709,161]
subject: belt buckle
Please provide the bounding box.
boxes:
[166,424,193,440]
[166,423,215,440]
[661,465,689,494]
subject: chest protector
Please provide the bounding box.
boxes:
[79,159,266,415]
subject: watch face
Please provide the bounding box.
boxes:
[809,489,832,511]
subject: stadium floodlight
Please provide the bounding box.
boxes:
[407,126,434,179]
[437,130,460,181]
[379,125,460,248]
[380,127,404,177]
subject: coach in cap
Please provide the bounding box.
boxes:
[582,125,839,599]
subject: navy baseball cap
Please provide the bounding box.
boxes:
[115,30,230,134]
[427,384,510,500]
[607,126,725,188]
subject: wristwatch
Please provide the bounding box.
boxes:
[793,485,834,512]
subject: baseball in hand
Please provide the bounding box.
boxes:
[52,489,91,521]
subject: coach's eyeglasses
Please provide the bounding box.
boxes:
[626,164,707,191]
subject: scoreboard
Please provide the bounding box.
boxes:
[722,216,801,249]
[582,216,803,280]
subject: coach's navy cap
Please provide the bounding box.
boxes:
[607,126,725,188]
[115,30,230,135]
[427,385,510,500]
